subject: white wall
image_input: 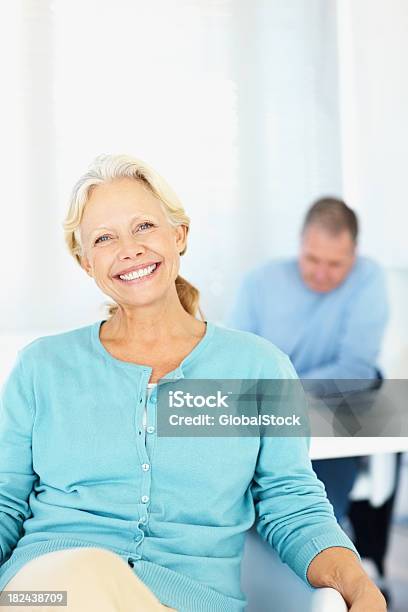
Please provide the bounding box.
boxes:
[229,0,343,290]
[336,0,408,267]
[1,0,407,332]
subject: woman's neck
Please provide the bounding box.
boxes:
[101,302,204,347]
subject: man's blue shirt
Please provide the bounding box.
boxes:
[227,256,389,380]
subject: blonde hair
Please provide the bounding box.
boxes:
[63,154,203,319]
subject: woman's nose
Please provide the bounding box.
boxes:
[117,236,146,259]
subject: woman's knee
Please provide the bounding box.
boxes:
[55,547,126,569]
[5,548,176,611]
[68,547,133,580]
[6,547,128,588]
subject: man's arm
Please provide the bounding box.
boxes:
[307,546,386,610]
[300,265,389,381]
[0,351,37,566]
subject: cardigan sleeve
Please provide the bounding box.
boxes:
[0,350,37,566]
[251,353,360,585]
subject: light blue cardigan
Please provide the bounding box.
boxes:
[0,321,358,611]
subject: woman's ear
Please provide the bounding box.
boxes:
[175,224,188,254]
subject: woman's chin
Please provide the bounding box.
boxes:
[109,287,172,311]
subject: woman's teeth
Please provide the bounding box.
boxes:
[119,263,157,281]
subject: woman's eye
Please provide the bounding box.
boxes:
[137,222,154,231]
[95,234,111,244]
[94,223,153,244]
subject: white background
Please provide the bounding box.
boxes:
[0,0,407,333]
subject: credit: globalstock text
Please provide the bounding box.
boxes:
[168,414,302,426]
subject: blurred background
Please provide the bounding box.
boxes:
[1,0,407,609]
[1,0,408,332]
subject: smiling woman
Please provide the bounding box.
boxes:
[0,154,385,612]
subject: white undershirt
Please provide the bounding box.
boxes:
[143,383,157,428]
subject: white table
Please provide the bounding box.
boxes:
[308,381,408,458]
[310,436,408,459]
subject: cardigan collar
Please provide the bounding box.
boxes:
[91,319,215,381]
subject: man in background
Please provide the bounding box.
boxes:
[227,197,389,519]
[227,197,399,601]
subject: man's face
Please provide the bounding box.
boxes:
[299,224,356,293]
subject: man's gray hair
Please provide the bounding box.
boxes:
[302,197,359,243]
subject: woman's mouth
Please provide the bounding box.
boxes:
[114,262,162,285]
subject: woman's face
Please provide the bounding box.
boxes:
[79,177,187,311]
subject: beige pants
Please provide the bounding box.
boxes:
[2,547,178,612]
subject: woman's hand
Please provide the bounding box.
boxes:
[347,577,387,611]
[307,547,387,611]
